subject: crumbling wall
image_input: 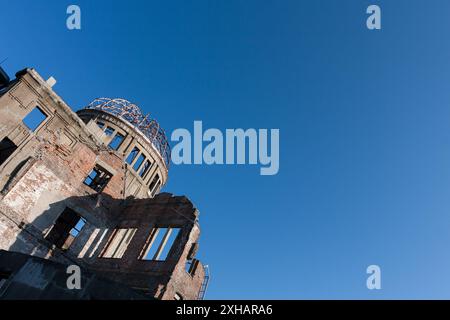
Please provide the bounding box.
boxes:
[0,68,206,300]
[82,193,205,300]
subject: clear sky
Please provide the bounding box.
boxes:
[3,0,450,299]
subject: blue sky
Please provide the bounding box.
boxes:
[3,0,450,299]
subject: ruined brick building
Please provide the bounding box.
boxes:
[0,67,209,300]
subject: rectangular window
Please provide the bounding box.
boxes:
[0,137,18,166]
[104,126,115,136]
[133,154,146,171]
[139,160,151,178]
[140,227,180,261]
[0,271,11,290]
[151,181,161,196]
[185,259,200,276]
[126,147,140,164]
[101,228,137,259]
[185,261,192,273]
[22,106,47,131]
[45,208,85,250]
[108,132,124,150]
[149,174,160,191]
[96,121,105,129]
[70,217,87,237]
[174,293,183,300]
[83,165,112,192]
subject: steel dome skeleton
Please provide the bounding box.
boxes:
[84,98,171,168]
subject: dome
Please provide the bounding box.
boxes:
[84,98,170,168]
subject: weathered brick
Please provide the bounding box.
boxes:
[0,68,206,300]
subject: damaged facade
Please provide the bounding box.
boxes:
[0,67,208,300]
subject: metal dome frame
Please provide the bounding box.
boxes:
[84,98,171,168]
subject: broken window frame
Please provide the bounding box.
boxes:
[45,208,86,250]
[132,153,146,172]
[96,121,105,129]
[70,217,87,237]
[149,174,160,193]
[83,165,113,192]
[108,132,125,150]
[151,181,161,196]
[139,159,152,178]
[140,227,181,261]
[126,147,140,164]
[174,293,183,300]
[101,228,137,259]
[185,259,200,277]
[104,126,115,136]
[22,106,48,132]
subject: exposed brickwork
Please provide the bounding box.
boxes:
[0,68,206,300]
